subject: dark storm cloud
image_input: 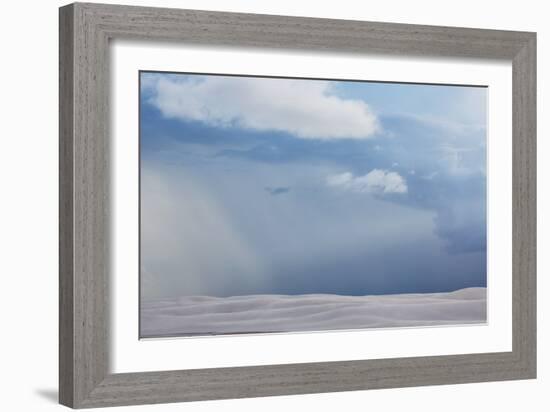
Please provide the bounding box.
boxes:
[265,187,291,196]
[141,110,487,256]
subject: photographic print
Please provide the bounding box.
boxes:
[139,71,487,338]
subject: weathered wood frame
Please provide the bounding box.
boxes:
[59,2,536,408]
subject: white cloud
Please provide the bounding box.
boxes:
[327,169,408,194]
[438,144,485,176]
[143,74,379,140]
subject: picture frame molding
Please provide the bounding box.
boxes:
[59,2,536,408]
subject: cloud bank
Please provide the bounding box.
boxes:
[327,169,408,194]
[139,72,487,300]
[143,74,379,140]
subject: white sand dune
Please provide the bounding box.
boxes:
[140,287,486,338]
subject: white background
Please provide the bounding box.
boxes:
[0,0,547,411]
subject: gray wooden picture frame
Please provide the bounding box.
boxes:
[59,2,536,409]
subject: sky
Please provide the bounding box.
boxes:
[139,71,487,300]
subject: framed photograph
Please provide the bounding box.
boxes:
[59,2,536,408]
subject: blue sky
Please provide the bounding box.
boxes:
[139,72,487,300]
